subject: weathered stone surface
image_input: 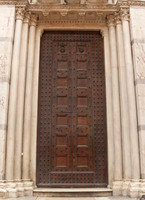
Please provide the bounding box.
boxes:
[0,5,15,180]
[130,6,145,179]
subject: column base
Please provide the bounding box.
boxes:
[113,179,145,198]
[0,179,33,198]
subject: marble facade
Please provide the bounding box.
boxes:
[0,0,145,198]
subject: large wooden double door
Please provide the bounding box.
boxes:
[37,31,107,187]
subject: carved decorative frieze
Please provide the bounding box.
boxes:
[0,96,5,110]
[60,0,67,5]
[60,0,88,4]
[0,55,7,76]
[38,10,106,25]
[80,0,87,4]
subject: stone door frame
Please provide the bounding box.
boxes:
[31,25,113,188]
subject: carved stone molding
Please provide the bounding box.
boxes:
[107,14,115,27]
[23,11,31,24]
[101,27,108,38]
[38,10,106,25]
[120,8,130,21]
[115,12,121,25]
[30,14,38,26]
[80,0,87,5]
[16,8,25,20]
[60,0,67,5]
[60,0,87,4]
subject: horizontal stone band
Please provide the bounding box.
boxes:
[0,77,10,83]
[0,124,7,130]
[135,79,145,85]
[138,125,145,131]
[131,39,145,45]
[0,37,13,42]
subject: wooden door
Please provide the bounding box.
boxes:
[37,31,108,187]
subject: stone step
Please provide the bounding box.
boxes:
[33,188,113,197]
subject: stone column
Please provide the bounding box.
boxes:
[107,15,122,181]
[0,6,15,180]
[30,28,41,183]
[115,13,131,179]
[23,14,37,180]
[101,27,114,185]
[121,8,140,179]
[6,8,24,180]
[14,12,30,180]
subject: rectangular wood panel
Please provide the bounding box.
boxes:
[37,31,108,187]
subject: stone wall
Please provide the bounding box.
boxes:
[130,6,145,180]
[0,5,15,180]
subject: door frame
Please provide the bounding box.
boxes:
[31,25,114,188]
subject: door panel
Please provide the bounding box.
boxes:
[37,31,108,187]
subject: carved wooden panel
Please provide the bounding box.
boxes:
[37,31,108,187]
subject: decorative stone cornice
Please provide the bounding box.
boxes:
[107,14,115,27]
[120,8,130,21]
[23,11,31,24]
[16,8,25,20]
[38,11,106,25]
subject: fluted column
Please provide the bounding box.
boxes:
[107,15,122,180]
[121,8,140,179]
[14,12,30,180]
[101,27,114,185]
[23,14,37,180]
[6,8,24,180]
[30,28,41,182]
[115,13,131,179]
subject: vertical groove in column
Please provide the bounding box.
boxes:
[30,28,41,183]
[102,27,114,185]
[107,15,122,181]
[22,15,37,180]
[121,8,140,179]
[6,8,24,180]
[14,12,30,180]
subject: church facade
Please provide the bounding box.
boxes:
[0,0,145,198]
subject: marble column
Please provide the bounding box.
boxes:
[107,15,122,181]
[14,12,30,180]
[30,28,41,183]
[121,8,140,179]
[115,13,131,179]
[102,27,114,185]
[6,8,24,180]
[23,14,37,180]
